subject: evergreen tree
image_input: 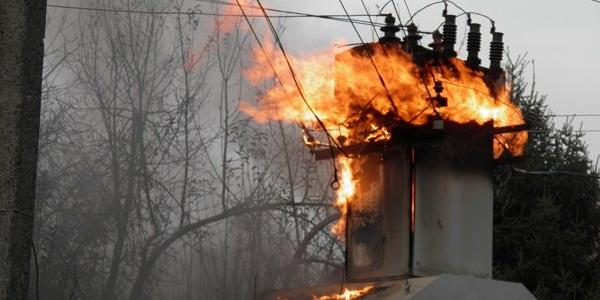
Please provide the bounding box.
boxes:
[494,56,600,299]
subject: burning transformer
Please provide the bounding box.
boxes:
[258,12,534,300]
[321,14,526,282]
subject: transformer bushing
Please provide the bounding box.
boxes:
[379,14,401,43]
[466,23,482,68]
[489,32,504,71]
[404,23,422,55]
[442,15,457,57]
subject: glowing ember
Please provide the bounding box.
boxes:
[312,286,374,300]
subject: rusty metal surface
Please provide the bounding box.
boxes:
[346,153,412,282]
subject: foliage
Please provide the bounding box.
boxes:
[493,56,600,299]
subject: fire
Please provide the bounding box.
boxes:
[312,286,374,300]
[242,42,527,158]
[331,157,355,238]
[239,11,528,240]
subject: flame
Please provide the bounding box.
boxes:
[331,157,355,238]
[242,42,527,158]
[312,286,374,300]
[238,10,528,240]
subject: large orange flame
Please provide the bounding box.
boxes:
[331,157,355,238]
[242,41,528,238]
[240,10,529,241]
[242,42,527,157]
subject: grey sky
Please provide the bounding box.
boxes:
[262,0,600,160]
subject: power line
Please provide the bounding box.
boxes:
[401,0,413,18]
[546,114,600,118]
[232,0,311,137]
[247,0,350,188]
[360,0,380,39]
[46,3,384,26]
[337,0,399,114]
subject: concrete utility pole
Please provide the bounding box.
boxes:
[0,1,47,299]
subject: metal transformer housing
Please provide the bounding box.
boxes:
[332,41,496,282]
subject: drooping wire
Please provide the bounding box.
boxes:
[391,1,407,37]
[197,0,389,27]
[378,0,407,36]
[233,0,290,104]
[360,0,381,39]
[232,0,317,145]
[401,0,413,18]
[337,0,399,114]
[252,0,350,187]
[437,79,525,119]
[407,0,470,24]
[433,11,496,32]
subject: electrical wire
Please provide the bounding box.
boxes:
[360,0,380,39]
[391,1,406,37]
[250,0,349,187]
[337,0,399,114]
[407,0,469,24]
[0,208,34,218]
[378,0,396,14]
[47,3,384,27]
[402,0,413,18]
[233,0,290,102]
[232,0,319,151]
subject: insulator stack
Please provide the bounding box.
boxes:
[379,14,401,43]
[489,32,504,71]
[442,14,457,57]
[466,23,481,68]
[404,23,422,54]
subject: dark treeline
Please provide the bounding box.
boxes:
[494,56,600,299]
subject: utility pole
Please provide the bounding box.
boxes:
[0,1,47,299]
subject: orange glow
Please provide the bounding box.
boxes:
[331,157,355,238]
[242,42,527,158]
[218,0,258,33]
[312,286,374,300]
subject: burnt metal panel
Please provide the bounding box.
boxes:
[343,122,496,280]
[347,152,411,281]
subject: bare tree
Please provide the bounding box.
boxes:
[36,1,345,299]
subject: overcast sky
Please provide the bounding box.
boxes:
[260,0,600,160]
